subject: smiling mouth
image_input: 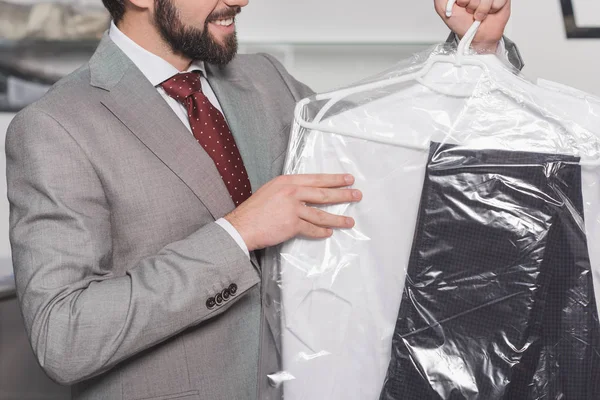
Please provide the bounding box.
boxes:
[211,17,235,27]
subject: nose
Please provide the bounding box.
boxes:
[223,0,249,8]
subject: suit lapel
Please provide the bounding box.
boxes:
[90,35,235,220]
[206,64,274,192]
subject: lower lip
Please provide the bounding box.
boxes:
[209,21,235,34]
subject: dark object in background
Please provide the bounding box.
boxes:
[0,68,51,112]
[0,40,99,111]
[380,142,600,400]
[0,0,108,42]
[0,0,108,111]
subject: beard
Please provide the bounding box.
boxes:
[154,0,240,65]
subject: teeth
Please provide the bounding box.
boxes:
[214,18,234,26]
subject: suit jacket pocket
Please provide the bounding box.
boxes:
[137,390,200,400]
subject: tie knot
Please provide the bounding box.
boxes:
[160,72,203,102]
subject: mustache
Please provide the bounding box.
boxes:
[206,6,241,22]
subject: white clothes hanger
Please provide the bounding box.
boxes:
[292,0,600,166]
[446,0,457,18]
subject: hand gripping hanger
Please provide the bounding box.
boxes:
[292,0,600,166]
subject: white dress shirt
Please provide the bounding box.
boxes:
[274,54,600,399]
[109,22,249,257]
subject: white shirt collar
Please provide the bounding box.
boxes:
[108,21,207,87]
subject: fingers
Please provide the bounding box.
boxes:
[465,0,481,14]
[298,206,355,229]
[451,0,506,19]
[281,173,354,188]
[271,173,361,242]
[297,220,333,239]
[473,0,492,21]
[294,187,362,205]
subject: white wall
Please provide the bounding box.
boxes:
[237,0,444,92]
[237,0,448,43]
[511,0,600,95]
[574,0,600,26]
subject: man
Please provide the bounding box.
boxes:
[6,0,522,399]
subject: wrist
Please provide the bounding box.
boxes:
[470,40,499,54]
[453,33,499,55]
[224,212,255,252]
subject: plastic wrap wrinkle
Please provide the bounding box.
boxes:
[258,43,600,400]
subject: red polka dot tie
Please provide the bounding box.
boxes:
[160,72,252,206]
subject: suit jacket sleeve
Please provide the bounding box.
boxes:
[446,32,524,70]
[6,107,260,385]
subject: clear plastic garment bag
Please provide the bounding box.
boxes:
[259,10,600,400]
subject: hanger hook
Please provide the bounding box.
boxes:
[446,0,456,17]
[445,0,482,65]
[457,21,482,62]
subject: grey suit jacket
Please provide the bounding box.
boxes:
[7,32,524,400]
[6,34,312,400]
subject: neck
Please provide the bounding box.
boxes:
[117,15,192,71]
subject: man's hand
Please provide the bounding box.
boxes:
[434,0,511,52]
[225,174,362,252]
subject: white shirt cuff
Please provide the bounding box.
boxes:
[215,218,250,259]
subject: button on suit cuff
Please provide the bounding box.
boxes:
[215,218,250,259]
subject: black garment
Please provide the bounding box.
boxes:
[379,142,600,400]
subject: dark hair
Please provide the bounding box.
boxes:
[102,0,126,24]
